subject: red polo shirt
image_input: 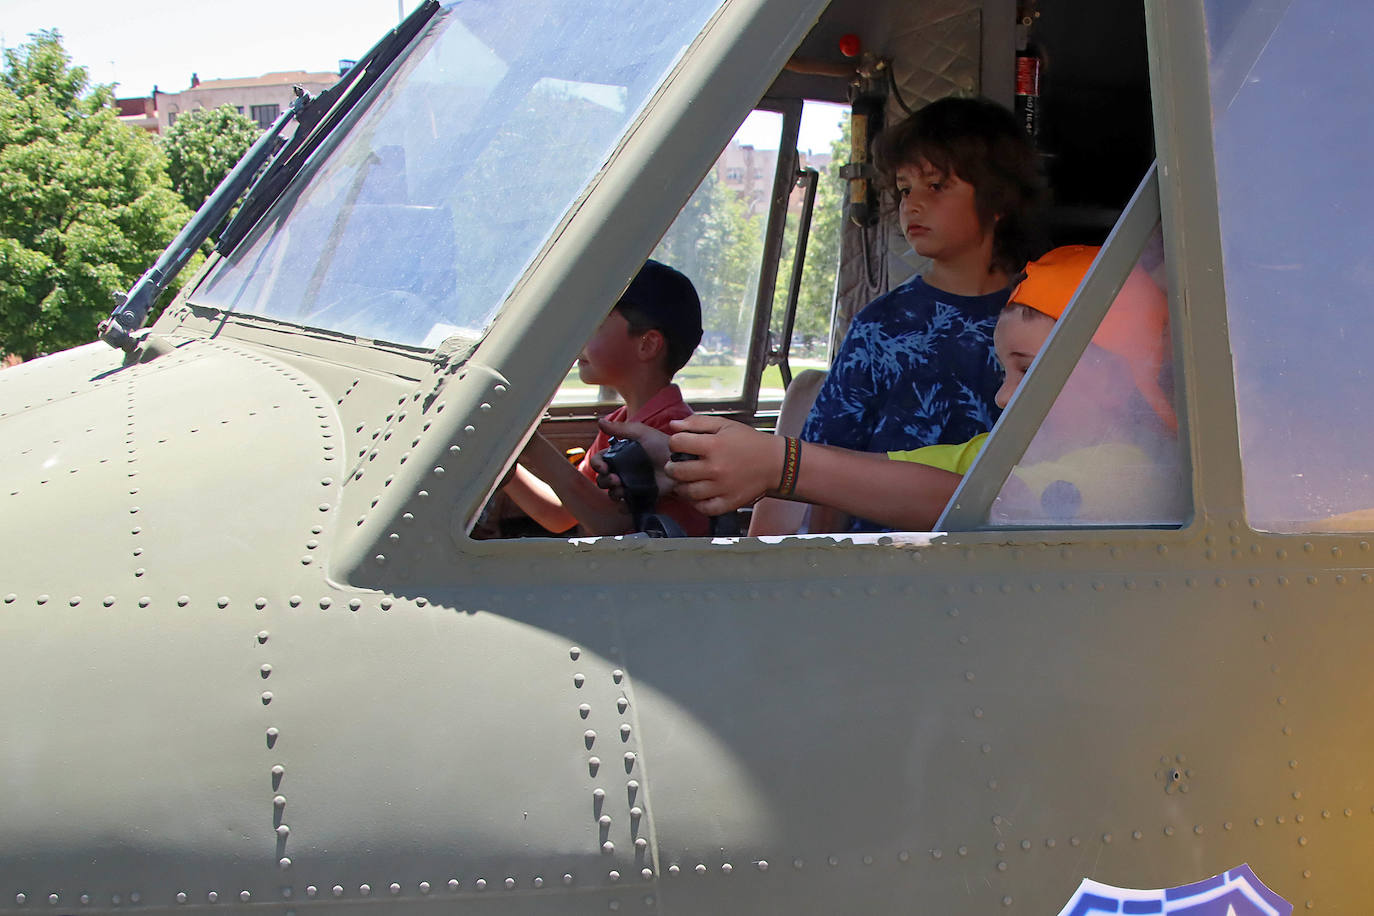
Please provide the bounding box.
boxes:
[578,384,709,537]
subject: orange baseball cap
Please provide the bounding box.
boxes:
[1010,245,1176,431]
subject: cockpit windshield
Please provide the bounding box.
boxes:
[194,0,726,349]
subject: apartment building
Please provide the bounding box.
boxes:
[154,69,343,133]
[116,66,351,135]
[714,142,833,214]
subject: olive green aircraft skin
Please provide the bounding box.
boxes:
[1,0,1369,913]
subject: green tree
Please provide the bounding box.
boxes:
[0,31,191,360]
[654,170,764,354]
[161,104,261,213]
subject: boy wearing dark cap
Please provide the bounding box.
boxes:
[503,259,708,536]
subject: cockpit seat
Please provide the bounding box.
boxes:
[746,369,826,536]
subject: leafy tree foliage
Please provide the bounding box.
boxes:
[0,31,191,360]
[655,116,848,368]
[654,169,764,355]
[161,105,261,213]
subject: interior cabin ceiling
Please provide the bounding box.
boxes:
[880,5,983,286]
[773,0,984,104]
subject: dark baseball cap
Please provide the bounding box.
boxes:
[615,259,704,358]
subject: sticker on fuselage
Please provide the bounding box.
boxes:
[1056,863,1292,915]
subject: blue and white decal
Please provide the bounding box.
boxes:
[1056,864,1292,916]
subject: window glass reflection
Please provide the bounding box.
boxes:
[197,0,725,349]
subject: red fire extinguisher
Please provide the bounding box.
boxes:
[1015,51,1040,139]
[1014,2,1042,140]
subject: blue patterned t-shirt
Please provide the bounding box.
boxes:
[801,275,1009,530]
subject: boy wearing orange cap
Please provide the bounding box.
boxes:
[884,245,1180,524]
[601,245,1179,530]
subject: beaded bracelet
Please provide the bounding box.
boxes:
[775,436,802,498]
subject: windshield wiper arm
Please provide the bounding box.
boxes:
[98,0,442,354]
[98,89,313,353]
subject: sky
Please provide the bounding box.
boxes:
[1,0,428,96]
[737,103,846,156]
[1,0,845,150]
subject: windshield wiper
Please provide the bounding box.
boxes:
[98,89,313,353]
[96,0,442,353]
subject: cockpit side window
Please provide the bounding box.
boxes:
[552,110,786,409]
[1203,0,1374,532]
[549,101,847,414]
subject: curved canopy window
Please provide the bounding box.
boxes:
[196,0,727,349]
